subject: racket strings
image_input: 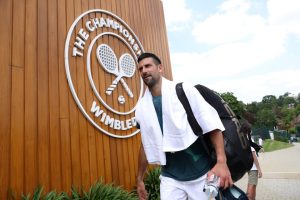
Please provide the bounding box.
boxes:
[120,55,135,76]
[98,45,117,72]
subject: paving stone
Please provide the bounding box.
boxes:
[234,143,300,200]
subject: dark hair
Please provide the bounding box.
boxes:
[240,121,252,135]
[137,52,161,65]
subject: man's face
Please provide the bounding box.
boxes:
[138,57,162,88]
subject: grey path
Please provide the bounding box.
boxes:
[235,143,300,200]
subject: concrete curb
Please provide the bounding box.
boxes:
[263,172,300,179]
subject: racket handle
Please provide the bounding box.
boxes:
[120,79,134,98]
[106,84,117,95]
[106,75,122,95]
[105,79,133,98]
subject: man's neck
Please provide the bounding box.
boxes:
[149,77,162,97]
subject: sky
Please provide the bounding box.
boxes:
[161,0,300,104]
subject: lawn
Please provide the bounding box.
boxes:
[262,139,293,152]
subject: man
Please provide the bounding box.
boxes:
[241,122,262,200]
[135,52,233,200]
[258,137,263,146]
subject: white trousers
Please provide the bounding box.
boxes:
[160,174,209,200]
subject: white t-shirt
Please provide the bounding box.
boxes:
[250,147,257,170]
[259,138,263,146]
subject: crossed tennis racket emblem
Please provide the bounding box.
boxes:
[96,44,135,98]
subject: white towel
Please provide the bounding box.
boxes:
[135,77,225,165]
[135,85,166,165]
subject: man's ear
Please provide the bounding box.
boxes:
[158,64,163,72]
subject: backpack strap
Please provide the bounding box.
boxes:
[175,82,211,156]
[247,133,263,156]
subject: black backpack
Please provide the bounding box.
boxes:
[216,184,249,200]
[175,83,253,182]
[248,134,263,156]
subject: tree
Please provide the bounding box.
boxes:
[295,104,300,116]
[244,102,259,124]
[283,96,296,106]
[261,95,277,109]
[277,95,285,107]
[255,108,277,129]
[280,107,295,130]
[220,92,244,118]
[217,91,300,132]
[246,102,259,113]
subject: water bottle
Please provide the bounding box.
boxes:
[203,174,220,199]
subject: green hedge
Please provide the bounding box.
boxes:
[144,167,161,200]
[12,180,138,200]
[273,130,289,142]
[14,168,162,200]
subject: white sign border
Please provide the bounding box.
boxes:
[65,9,144,138]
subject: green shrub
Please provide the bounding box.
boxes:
[19,180,138,200]
[132,167,161,200]
[273,131,289,142]
[20,185,69,200]
[72,181,138,200]
[289,127,296,134]
[144,167,161,200]
[296,125,300,134]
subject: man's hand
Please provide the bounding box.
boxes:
[136,145,148,200]
[137,179,148,200]
[258,168,262,178]
[208,129,233,189]
[208,161,233,189]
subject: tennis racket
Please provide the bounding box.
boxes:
[96,44,133,97]
[112,53,136,98]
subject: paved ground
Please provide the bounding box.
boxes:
[235,142,300,200]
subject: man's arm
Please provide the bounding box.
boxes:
[208,129,233,189]
[136,144,148,200]
[252,151,262,178]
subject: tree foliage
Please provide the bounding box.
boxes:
[256,108,277,129]
[262,95,277,105]
[244,93,299,130]
[219,91,299,132]
[220,92,244,118]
